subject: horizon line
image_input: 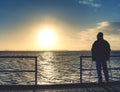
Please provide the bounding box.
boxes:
[0,50,120,52]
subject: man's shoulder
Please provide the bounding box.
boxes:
[94,40,100,44]
[103,40,109,44]
[94,40,98,43]
[93,40,109,45]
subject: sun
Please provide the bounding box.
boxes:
[38,28,57,49]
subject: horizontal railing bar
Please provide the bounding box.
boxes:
[80,55,120,83]
[110,68,120,70]
[82,68,120,71]
[0,56,37,58]
[110,55,120,57]
[112,77,120,79]
[80,55,120,58]
[82,69,96,71]
[80,56,91,58]
[0,70,35,72]
[0,55,38,85]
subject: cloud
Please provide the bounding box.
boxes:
[78,0,101,8]
[56,21,120,50]
[96,21,120,35]
[60,21,120,50]
[79,21,120,50]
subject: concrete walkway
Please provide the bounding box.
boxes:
[0,81,120,92]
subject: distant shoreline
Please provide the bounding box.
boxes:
[0,50,120,52]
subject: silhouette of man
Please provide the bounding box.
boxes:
[91,32,111,83]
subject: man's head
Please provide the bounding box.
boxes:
[97,32,103,40]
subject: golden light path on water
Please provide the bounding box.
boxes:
[37,51,81,84]
[37,52,56,84]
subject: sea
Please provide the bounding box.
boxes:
[0,51,120,85]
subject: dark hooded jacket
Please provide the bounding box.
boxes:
[91,39,111,61]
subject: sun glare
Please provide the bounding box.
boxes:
[38,28,57,49]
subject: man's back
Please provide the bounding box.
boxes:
[92,38,111,61]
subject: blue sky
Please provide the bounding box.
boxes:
[0,0,120,50]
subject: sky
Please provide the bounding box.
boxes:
[0,0,120,51]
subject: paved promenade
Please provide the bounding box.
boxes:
[0,81,120,92]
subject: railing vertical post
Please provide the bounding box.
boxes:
[80,56,82,83]
[35,57,37,86]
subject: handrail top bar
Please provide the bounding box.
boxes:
[0,56,37,58]
[80,56,91,58]
[0,70,35,72]
[80,55,120,58]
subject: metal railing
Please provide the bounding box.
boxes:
[80,56,120,83]
[1,55,120,85]
[0,56,38,85]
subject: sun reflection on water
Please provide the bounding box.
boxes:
[38,52,57,84]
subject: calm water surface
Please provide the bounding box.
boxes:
[0,51,120,85]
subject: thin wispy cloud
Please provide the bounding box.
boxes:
[96,21,120,35]
[77,21,120,50]
[78,0,101,8]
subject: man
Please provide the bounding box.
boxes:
[91,32,111,83]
